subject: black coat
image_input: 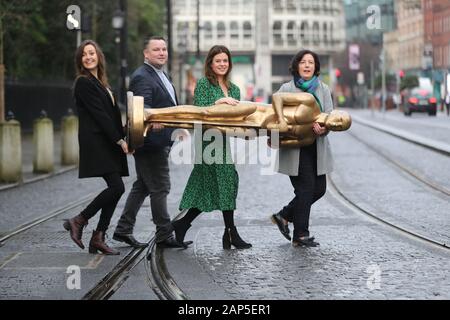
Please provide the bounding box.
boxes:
[129,64,178,152]
[74,75,129,178]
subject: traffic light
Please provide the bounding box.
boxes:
[335,68,341,79]
[398,70,405,78]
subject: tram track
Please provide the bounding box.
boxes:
[81,236,188,300]
[81,242,149,300]
[0,192,98,246]
[329,120,449,250]
[0,175,186,300]
[347,130,450,197]
[0,179,134,246]
[328,176,449,250]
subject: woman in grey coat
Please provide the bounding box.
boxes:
[270,49,334,247]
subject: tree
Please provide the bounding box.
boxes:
[400,75,419,91]
[1,0,166,115]
[1,0,46,121]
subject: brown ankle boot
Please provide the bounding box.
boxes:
[63,214,88,249]
[89,231,120,255]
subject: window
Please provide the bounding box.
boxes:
[286,0,296,11]
[230,21,239,39]
[287,21,297,45]
[203,21,213,39]
[273,0,283,12]
[176,22,188,51]
[273,21,283,45]
[323,22,328,44]
[300,21,309,44]
[300,0,310,11]
[217,21,226,39]
[243,21,252,39]
[312,21,320,45]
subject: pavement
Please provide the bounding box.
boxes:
[0,109,449,300]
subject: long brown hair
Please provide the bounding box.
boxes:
[204,45,233,88]
[74,40,110,88]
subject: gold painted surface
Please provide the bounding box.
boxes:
[126,92,351,149]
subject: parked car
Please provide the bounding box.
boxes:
[402,78,437,116]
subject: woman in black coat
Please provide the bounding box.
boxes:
[63,40,129,255]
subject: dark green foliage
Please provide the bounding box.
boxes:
[1,0,165,87]
[400,75,419,91]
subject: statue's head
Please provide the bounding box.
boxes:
[326,110,352,131]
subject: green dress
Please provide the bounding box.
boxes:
[179,77,240,212]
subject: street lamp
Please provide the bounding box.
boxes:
[111,4,127,107]
[193,0,202,80]
[112,9,124,30]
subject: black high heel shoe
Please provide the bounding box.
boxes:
[222,226,252,250]
[172,219,191,248]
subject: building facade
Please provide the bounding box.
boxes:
[423,0,450,99]
[424,0,450,70]
[383,0,423,73]
[171,0,345,103]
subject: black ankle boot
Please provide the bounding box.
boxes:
[222,226,252,250]
[172,219,191,246]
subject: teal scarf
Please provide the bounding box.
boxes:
[293,75,323,112]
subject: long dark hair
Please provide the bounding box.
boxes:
[289,49,321,78]
[74,40,110,88]
[204,45,233,88]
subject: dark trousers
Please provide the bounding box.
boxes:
[80,172,125,232]
[114,148,172,242]
[279,142,326,239]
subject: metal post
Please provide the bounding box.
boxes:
[119,0,128,106]
[0,16,4,122]
[166,0,172,76]
[0,64,4,123]
[77,30,81,48]
[381,49,386,114]
[196,0,200,61]
[370,59,374,115]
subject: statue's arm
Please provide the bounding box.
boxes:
[267,93,291,132]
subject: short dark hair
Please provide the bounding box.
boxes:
[204,45,233,88]
[289,49,321,78]
[144,36,166,50]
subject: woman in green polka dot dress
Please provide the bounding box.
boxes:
[172,45,252,250]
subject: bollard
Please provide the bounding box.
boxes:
[33,112,54,173]
[61,110,79,166]
[0,118,22,183]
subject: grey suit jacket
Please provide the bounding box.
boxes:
[276,80,334,176]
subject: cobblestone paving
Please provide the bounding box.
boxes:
[193,196,450,299]
[330,130,450,245]
[173,129,450,300]
[1,121,449,300]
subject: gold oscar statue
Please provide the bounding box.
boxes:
[126,91,351,150]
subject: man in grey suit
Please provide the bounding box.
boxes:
[113,36,190,248]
